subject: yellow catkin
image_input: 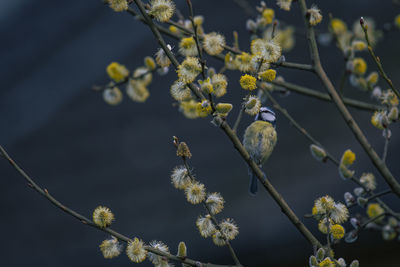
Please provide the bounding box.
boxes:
[240,74,257,90]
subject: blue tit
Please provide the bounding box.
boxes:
[243,107,277,195]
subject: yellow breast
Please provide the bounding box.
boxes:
[243,121,277,164]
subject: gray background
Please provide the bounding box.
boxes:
[1,0,399,266]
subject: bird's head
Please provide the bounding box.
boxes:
[255,107,276,127]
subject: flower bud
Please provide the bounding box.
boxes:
[366,72,379,87]
[310,144,327,162]
[388,217,398,227]
[345,230,358,243]
[339,164,355,180]
[309,255,318,267]
[337,258,346,267]
[357,197,368,207]
[215,103,233,117]
[353,187,365,197]
[144,56,156,70]
[350,217,360,229]
[344,192,355,206]
[388,106,399,121]
[103,87,123,105]
[316,247,325,261]
[341,149,356,166]
[382,225,396,240]
[177,142,192,158]
[177,241,187,258]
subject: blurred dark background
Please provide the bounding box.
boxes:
[1,0,399,266]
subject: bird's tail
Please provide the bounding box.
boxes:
[248,166,265,196]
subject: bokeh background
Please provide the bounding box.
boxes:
[1,0,399,266]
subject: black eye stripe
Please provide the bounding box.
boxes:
[259,107,275,116]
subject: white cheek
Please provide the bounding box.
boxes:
[261,113,275,122]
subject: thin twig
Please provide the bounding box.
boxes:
[133,0,322,249]
[325,216,332,256]
[360,18,400,99]
[232,106,244,133]
[0,145,230,267]
[347,189,393,209]
[382,128,390,162]
[298,0,400,197]
[231,0,257,17]
[270,79,382,112]
[360,213,388,229]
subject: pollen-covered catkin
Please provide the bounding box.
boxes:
[330,224,345,240]
[203,32,225,55]
[308,5,322,26]
[148,241,170,266]
[171,166,191,189]
[103,87,123,105]
[107,0,128,12]
[177,57,202,84]
[185,181,206,204]
[149,0,175,22]
[93,206,114,228]
[211,74,228,97]
[206,192,224,214]
[258,69,276,82]
[99,237,122,259]
[179,37,198,57]
[240,74,257,91]
[196,214,216,237]
[244,95,261,116]
[126,237,147,263]
[106,62,129,82]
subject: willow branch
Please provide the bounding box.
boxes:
[298,0,400,197]
[263,90,400,220]
[132,0,322,249]
[213,116,322,248]
[180,156,242,267]
[186,0,206,79]
[360,19,400,99]
[270,79,383,112]
[0,145,230,267]
[271,61,314,72]
[126,7,379,112]
[127,6,312,72]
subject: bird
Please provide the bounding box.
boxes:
[243,107,277,195]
